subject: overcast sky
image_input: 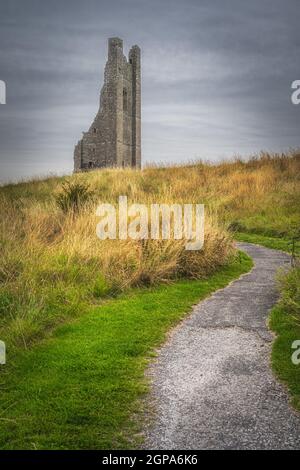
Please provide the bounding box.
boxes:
[0,0,299,182]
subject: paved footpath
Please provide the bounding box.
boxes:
[144,243,300,450]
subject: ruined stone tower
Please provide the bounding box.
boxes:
[74,38,141,171]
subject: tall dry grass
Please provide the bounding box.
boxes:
[0,150,299,350]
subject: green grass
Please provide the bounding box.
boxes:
[269,267,300,412]
[0,251,252,450]
[235,231,298,254]
[270,306,300,411]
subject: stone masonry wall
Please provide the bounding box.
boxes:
[74,38,141,171]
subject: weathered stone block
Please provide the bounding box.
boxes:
[74,38,141,171]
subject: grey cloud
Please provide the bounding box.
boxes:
[0,0,299,182]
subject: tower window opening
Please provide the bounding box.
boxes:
[123,88,128,112]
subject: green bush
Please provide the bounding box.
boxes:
[278,267,300,320]
[92,275,110,298]
[55,181,93,213]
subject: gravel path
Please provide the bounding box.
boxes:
[144,243,300,450]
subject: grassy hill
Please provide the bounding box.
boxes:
[0,150,299,448]
[1,150,299,352]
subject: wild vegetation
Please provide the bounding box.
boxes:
[0,150,299,352]
[0,150,299,449]
[0,253,252,449]
[270,266,300,411]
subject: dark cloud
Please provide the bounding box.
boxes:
[0,0,299,182]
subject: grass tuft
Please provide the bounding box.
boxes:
[55,180,94,214]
